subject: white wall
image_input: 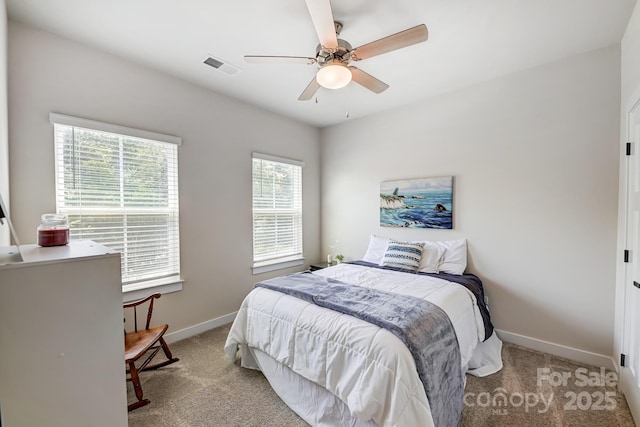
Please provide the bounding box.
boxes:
[621,3,640,101]
[321,45,620,358]
[7,21,320,332]
[0,0,8,246]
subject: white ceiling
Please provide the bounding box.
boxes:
[6,0,637,128]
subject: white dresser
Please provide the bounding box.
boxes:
[0,240,127,427]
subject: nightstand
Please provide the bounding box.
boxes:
[309,261,334,271]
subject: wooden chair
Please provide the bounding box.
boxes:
[124,293,179,411]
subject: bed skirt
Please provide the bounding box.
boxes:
[240,332,503,426]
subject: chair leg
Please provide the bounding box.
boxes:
[127,361,150,411]
[160,337,179,363]
[143,338,180,372]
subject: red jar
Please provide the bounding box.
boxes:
[37,214,69,247]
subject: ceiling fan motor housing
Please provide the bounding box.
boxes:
[316,39,352,66]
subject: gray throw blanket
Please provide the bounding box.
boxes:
[348,260,494,341]
[255,271,463,427]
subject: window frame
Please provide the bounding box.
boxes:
[251,152,305,274]
[49,113,183,300]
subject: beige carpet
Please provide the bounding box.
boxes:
[128,324,636,426]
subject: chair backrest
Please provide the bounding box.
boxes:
[124,293,161,333]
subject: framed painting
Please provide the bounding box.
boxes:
[380,176,453,229]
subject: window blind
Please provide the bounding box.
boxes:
[51,114,180,285]
[252,153,303,265]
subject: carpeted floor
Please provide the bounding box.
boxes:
[127,324,636,426]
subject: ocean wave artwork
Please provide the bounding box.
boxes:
[380,176,453,229]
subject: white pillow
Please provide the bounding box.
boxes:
[361,234,390,264]
[421,238,467,275]
[382,240,424,272]
[362,234,467,274]
[418,244,445,273]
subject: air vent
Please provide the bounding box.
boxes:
[203,55,240,75]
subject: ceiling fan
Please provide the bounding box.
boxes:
[245,0,428,101]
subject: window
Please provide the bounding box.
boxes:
[252,153,304,273]
[50,113,181,293]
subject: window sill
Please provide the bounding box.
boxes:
[122,276,183,303]
[252,256,305,275]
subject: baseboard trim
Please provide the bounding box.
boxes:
[496,329,615,371]
[164,311,237,344]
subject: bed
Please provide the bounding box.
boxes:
[225,237,503,426]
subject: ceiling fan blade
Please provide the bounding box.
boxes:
[351,24,428,61]
[304,0,338,49]
[245,55,317,65]
[349,67,389,94]
[298,76,321,101]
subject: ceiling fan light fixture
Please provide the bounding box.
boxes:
[316,61,352,89]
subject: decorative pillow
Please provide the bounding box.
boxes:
[382,240,425,271]
[420,238,467,275]
[361,234,390,265]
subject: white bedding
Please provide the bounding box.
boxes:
[225,263,502,426]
